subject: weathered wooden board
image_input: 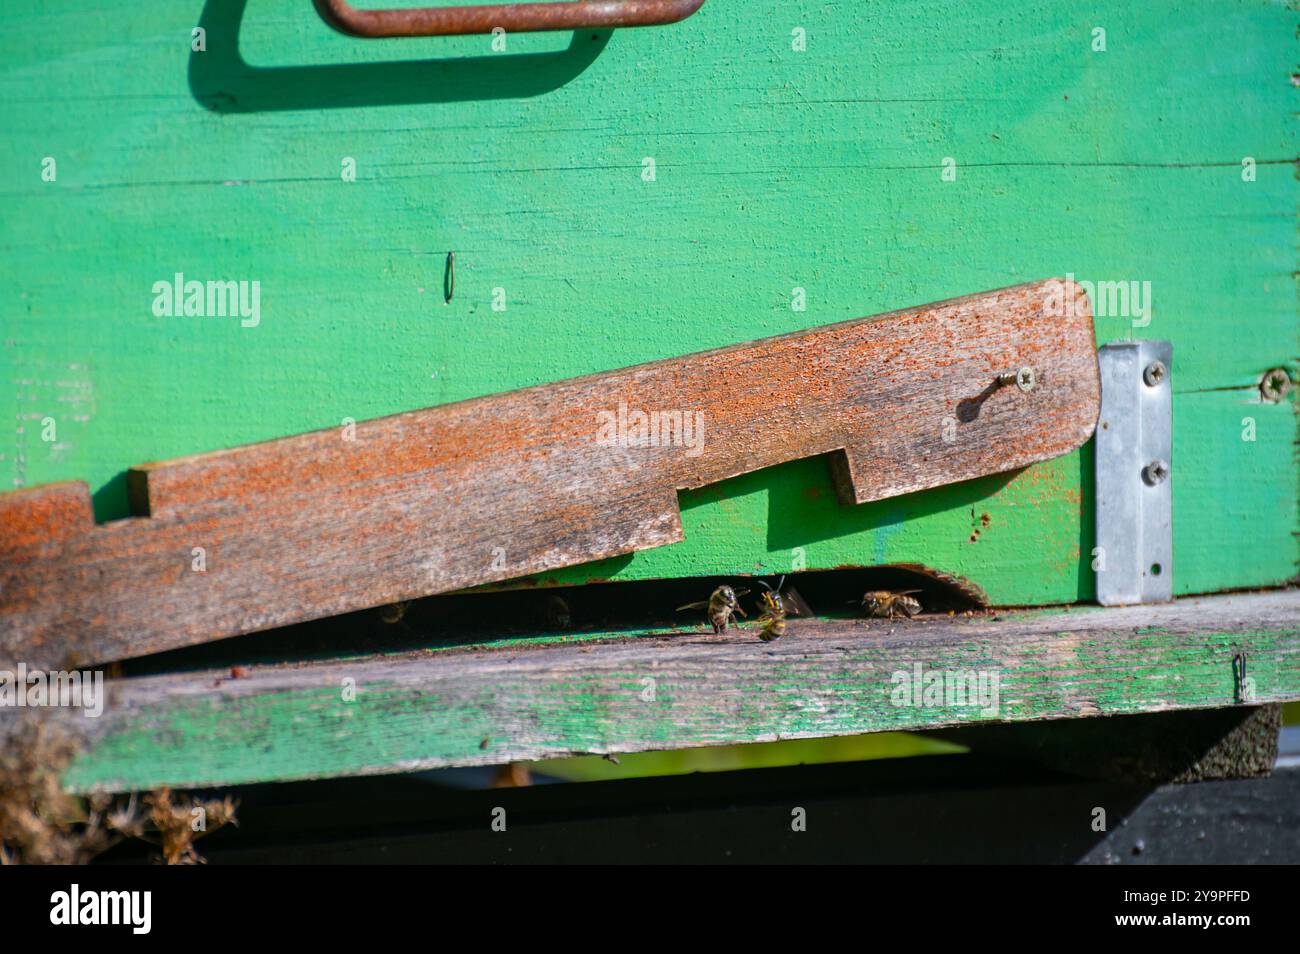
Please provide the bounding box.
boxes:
[19,589,1299,793]
[1,1,1294,611]
[0,279,1098,668]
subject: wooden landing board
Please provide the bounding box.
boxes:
[25,589,1300,793]
[0,279,1098,668]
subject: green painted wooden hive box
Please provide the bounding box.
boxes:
[0,0,1297,793]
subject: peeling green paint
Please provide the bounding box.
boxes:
[61,619,1300,792]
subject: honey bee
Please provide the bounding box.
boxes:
[753,577,804,642]
[543,594,572,630]
[860,590,923,620]
[678,585,749,633]
[378,600,411,624]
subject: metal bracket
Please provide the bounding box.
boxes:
[1095,341,1173,605]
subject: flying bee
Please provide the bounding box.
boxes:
[753,576,806,642]
[860,590,923,620]
[678,585,749,633]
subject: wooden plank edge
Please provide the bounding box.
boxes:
[8,589,1294,793]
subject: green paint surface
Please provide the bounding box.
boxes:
[2,0,1297,608]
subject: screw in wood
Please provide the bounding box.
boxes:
[996,366,1035,392]
[1143,360,1167,387]
[1260,367,1292,403]
[1142,459,1169,486]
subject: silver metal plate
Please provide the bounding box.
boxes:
[1095,341,1173,605]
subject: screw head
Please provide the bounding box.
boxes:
[1260,368,1292,403]
[1142,459,1170,486]
[1015,366,1035,392]
[1143,361,1167,387]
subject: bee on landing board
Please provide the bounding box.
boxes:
[679,585,749,633]
[543,594,572,630]
[754,576,807,642]
[859,590,923,620]
[678,585,749,633]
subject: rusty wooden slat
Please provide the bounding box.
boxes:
[0,482,94,553]
[0,279,1098,668]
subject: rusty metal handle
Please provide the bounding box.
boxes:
[318,0,705,37]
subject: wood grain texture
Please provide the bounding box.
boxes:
[0,1,1294,610]
[0,279,1098,668]
[23,589,1300,793]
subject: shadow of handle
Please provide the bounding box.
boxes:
[192,0,614,113]
[317,0,706,37]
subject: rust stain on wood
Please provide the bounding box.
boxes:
[0,482,94,552]
[0,279,1098,667]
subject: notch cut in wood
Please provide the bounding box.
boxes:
[0,279,1098,668]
